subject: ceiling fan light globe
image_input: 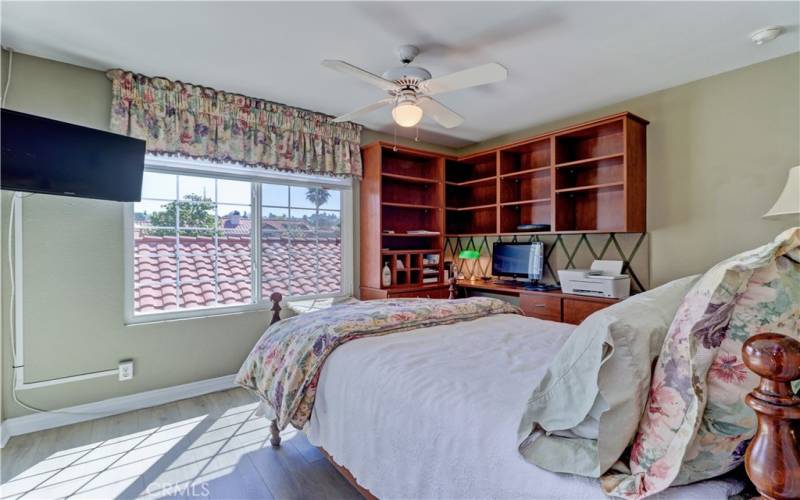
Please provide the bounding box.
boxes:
[392,103,423,127]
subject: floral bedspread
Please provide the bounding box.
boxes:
[235,297,520,429]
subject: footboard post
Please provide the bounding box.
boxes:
[269,293,283,447]
[742,333,800,500]
[270,419,281,447]
[270,292,283,326]
[448,277,457,300]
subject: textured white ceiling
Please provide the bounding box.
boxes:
[2,2,798,147]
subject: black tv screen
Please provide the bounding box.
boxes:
[492,241,544,280]
[1,109,146,201]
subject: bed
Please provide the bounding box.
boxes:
[245,285,799,500]
[243,227,800,500]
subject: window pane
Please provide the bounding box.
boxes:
[290,275,319,297]
[179,175,216,202]
[261,232,290,298]
[179,282,217,309]
[178,252,215,282]
[262,183,289,207]
[177,200,216,229]
[318,272,342,295]
[218,204,252,237]
[218,252,252,282]
[141,172,176,200]
[134,252,177,313]
[290,186,340,211]
[218,280,253,305]
[135,200,175,229]
[135,282,178,313]
[217,179,251,204]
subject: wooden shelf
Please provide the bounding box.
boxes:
[500,198,550,207]
[382,173,439,185]
[381,248,440,255]
[445,176,496,187]
[381,202,439,210]
[555,181,624,194]
[382,232,441,237]
[554,153,624,169]
[499,166,551,178]
[445,204,497,212]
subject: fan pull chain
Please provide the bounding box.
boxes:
[392,123,398,152]
[415,122,420,142]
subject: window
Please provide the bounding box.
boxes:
[126,157,352,322]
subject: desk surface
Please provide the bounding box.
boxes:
[456,279,618,304]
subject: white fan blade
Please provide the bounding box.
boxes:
[420,62,507,96]
[321,60,397,92]
[332,98,394,123]
[417,97,464,129]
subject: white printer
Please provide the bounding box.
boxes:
[558,260,631,299]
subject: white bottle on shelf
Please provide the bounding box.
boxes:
[382,263,392,287]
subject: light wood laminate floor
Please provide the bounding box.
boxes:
[1,388,360,499]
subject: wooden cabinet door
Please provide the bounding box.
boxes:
[519,294,562,322]
[562,298,611,324]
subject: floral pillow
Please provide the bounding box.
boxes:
[600,227,800,499]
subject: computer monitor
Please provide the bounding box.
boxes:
[492,241,544,282]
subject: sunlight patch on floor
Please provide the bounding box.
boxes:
[0,401,290,500]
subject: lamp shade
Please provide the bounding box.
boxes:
[391,103,423,127]
[764,166,800,219]
[458,250,481,260]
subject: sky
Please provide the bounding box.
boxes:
[135,172,341,222]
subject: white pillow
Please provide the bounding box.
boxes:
[518,275,700,477]
[284,296,360,317]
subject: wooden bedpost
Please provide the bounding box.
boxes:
[448,277,457,299]
[269,292,283,326]
[269,292,283,447]
[742,333,800,500]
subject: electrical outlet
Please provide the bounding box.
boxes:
[118,360,134,381]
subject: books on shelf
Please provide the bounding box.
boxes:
[423,277,439,284]
[406,229,439,235]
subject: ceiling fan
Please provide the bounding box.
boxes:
[322,45,507,129]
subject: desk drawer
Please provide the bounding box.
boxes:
[520,294,562,321]
[563,298,612,324]
[388,287,450,299]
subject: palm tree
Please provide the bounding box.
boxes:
[305,187,331,208]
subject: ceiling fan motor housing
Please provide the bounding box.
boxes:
[382,66,432,87]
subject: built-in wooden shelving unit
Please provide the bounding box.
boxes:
[360,112,648,298]
[443,112,647,236]
[360,144,448,299]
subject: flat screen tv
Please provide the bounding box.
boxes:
[492,241,545,282]
[1,109,146,201]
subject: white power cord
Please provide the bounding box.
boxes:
[2,47,12,106]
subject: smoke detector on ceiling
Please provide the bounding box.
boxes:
[750,26,783,45]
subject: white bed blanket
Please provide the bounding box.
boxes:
[305,314,742,499]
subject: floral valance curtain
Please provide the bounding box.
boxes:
[106,69,362,177]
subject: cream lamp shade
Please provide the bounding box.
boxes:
[764,166,800,219]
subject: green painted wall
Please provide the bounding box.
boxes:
[459,52,800,286]
[1,50,797,421]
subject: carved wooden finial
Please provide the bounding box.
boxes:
[269,292,283,326]
[448,277,457,300]
[742,333,800,500]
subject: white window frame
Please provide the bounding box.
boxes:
[124,156,353,325]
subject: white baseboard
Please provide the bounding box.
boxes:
[0,374,237,448]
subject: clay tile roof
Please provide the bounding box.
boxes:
[134,233,341,313]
